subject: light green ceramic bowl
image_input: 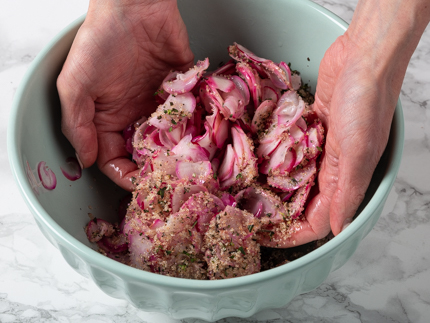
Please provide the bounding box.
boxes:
[8,0,404,321]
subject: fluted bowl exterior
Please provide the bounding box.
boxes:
[8,0,404,321]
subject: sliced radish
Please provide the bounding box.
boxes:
[37,161,56,190]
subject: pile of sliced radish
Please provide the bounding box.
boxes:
[86,43,324,280]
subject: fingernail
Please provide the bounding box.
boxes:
[341,217,353,232]
[75,152,84,170]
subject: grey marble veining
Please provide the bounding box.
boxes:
[1,0,430,322]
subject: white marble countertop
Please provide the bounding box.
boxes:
[1,0,430,322]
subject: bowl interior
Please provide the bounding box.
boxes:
[9,0,401,278]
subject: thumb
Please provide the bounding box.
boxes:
[57,73,98,168]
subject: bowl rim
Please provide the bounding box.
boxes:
[8,0,404,290]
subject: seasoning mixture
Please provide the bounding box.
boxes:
[85,43,326,279]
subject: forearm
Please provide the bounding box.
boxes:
[346,0,430,87]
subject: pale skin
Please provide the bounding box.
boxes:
[57,0,430,246]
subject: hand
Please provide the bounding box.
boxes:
[300,34,398,241]
[287,0,430,244]
[57,0,194,191]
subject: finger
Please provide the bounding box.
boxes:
[257,219,320,248]
[57,73,98,168]
[96,130,139,192]
[283,144,340,246]
[261,155,338,247]
[329,150,376,235]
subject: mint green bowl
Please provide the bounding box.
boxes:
[8,0,404,321]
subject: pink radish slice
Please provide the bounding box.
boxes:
[149,219,166,230]
[288,176,315,219]
[261,85,279,102]
[206,75,235,93]
[192,122,217,160]
[132,120,153,146]
[158,129,176,149]
[60,157,82,181]
[220,192,237,207]
[253,200,264,218]
[98,232,128,253]
[148,93,196,130]
[218,144,236,181]
[206,108,230,149]
[231,75,250,106]
[37,161,56,190]
[85,218,115,243]
[263,61,291,90]
[256,136,281,161]
[293,141,306,168]
[291,73,302,91]
[211,157,220,174]
[281,191,294,202]
[235,187,286,224]
[152,153,185,175]
[289,124,305,143]
[171,185,208,213]
[231,123,255,171]
[172,134,210,162]
[136,191,145,210]
[276,91,305,128]
[229,43,291,90]
[220,87,246,120]
[166,122,186,145]
[251,100,277,134]
[296,116,308,132]
[266,140,295,174]
[268,159,316,191]
[236,62,261,108]
[219,160,240,189]
[199,81,224,113]
[306,121,324,159]
[278,148,296,174]
[212,59,236,75]
[278,61,293,89]
[229,42,267,63]
[162,58,209,95]
[176,160,213,180]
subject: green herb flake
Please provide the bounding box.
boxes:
[236,173,243,180]
[169,126,173,132]
[248,225,254,232]
[238,246,246,255]
[317,146,323,152]
[157,187,167,199]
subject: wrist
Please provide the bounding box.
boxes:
[344,0,430,96]
[87,0,178,21]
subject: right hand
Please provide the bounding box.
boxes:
[57,0,194,191]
